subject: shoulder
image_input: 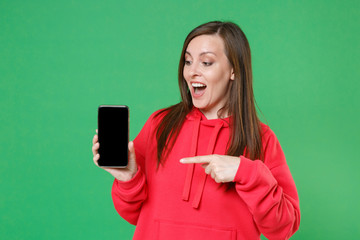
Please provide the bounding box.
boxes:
[259,122,282,152]
[134,109,166,146]
[259,122,287,167]
[147,108,169,124]
[140,109,166,129]
[259,122,278,143]
[141,107,176,131]
[150,103,188,123]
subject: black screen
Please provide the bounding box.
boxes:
[98,105,128,167]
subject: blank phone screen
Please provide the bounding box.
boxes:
[98,105,128,167]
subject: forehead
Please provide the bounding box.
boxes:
[186,34,226,55]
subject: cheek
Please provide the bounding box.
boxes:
[211,75,232,94]
[207,70,227,86]
[182,68,189,81]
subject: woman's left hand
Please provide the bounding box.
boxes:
[180,155,241,183]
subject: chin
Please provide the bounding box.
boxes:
[193,105,209,114]
[191,100,204,110]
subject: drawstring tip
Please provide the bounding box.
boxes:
[182,164,195,202]
[192,200,200,209]
[182,195,190,202]
[191,174,207,209]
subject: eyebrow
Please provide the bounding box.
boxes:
[185,51,217,57]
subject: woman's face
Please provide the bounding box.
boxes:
[183,34,234,119]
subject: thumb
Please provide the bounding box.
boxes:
[128,141,138,171]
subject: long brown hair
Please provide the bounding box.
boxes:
[155,21,263,165]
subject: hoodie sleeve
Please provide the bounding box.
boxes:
[111,166,147,225]
[111,111,158,225]
[234,128,300,240]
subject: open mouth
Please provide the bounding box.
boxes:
[191,82,207,96]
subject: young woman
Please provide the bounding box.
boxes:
[92,21,300,240]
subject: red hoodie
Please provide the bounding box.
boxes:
[112,108,300,240]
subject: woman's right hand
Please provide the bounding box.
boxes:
[92,130,138,182]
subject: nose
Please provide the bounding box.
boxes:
[187,62,201,78]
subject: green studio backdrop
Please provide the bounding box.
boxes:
[1,0,359,239]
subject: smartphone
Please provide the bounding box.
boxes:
[97,105,129,167]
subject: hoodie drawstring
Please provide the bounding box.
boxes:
[182,117,201,201]
[182,112,225,209]
[192,121,224,209]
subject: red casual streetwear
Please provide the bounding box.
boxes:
[112,108,300,240]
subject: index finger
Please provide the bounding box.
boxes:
[180,155,211,164]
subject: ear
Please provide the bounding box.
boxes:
[230,68,235,81]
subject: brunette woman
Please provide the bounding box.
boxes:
[92,21,300,240]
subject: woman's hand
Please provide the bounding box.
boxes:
[92,130,138,182]
[180,155,241,183]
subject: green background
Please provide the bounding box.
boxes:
[1,0,359,239]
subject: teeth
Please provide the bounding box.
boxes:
[191,83,206,88]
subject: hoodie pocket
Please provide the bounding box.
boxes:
[155,219,237,240]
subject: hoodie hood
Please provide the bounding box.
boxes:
[182,108,230,208]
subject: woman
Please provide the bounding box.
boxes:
[92,21,300,240]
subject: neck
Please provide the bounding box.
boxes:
[200,107,229,120]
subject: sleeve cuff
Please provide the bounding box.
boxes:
[114,166,145,191]
[234,156,258,184]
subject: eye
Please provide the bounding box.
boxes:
[203,62,213,66]
[184,60,192,66]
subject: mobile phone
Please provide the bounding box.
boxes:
[97,105,129,167]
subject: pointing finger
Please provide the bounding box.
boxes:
[180,155,212,164]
